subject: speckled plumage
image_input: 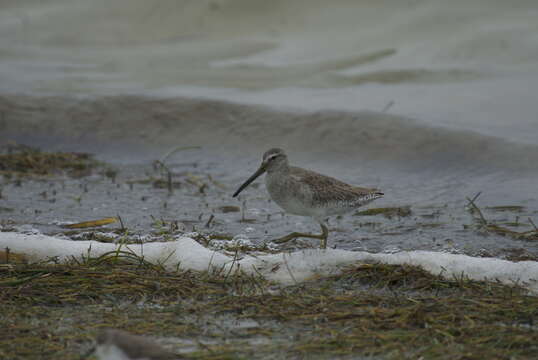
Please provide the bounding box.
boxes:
[233,148,383,248]
[266,165,382,220]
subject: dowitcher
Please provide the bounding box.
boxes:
[233,148,383,249]
[95,329,178,360]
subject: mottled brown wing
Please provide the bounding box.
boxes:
[289,166,381,204]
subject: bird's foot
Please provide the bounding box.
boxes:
[272,232,306,244]
[272,232,327,249]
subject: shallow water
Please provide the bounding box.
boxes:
[0,1,537,258]
[1,115,537,259]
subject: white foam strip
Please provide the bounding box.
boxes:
[1,233,537,293]
[0,233,229,272]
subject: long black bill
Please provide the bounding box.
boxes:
[232,165,266,197]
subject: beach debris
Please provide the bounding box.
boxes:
[381,100,395,112]
[355,206,412,218]
[152,160,176,194]
[218,205,240,213]
[207,174,227,190]
[205,214,215,228]
[150,146,204,195]
[485,205,526,212]
[159,145,201,164]
[466,193,538,241]
[62,217,118,229]
[239,200,256,223]
[0,143,100,177]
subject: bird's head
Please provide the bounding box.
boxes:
[232,148,288,197]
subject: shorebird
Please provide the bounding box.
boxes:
[94,329,179,360]
[233,148,383,249]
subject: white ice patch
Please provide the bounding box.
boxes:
[1,233,537,294]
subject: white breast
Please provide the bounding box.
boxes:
[265,172,315,217]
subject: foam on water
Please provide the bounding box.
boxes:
[2,232,537,294]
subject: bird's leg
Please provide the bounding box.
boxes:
[319,222,328,249]
[273,223,329,249]
[272,232,315,244]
